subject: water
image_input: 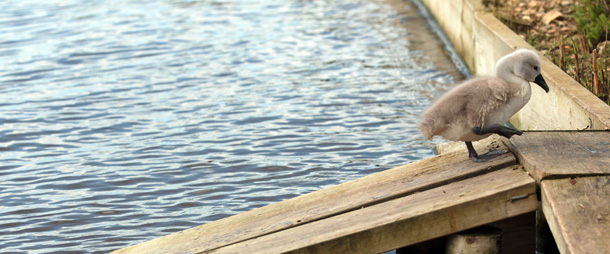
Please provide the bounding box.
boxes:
[0,0,464,252]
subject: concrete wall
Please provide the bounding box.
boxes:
[421,0,610,130]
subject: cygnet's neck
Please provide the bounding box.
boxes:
[495,59,529,86]
[495,59,532,100]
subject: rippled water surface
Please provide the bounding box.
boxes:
[0,0,464,252]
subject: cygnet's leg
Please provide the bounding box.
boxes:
[472,124,522,138]
[466,124,520,162]
[465,141,501,162]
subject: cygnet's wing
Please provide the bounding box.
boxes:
[463,77,510,127]
[418,77,509,139]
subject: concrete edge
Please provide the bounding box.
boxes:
[420,0,610,130]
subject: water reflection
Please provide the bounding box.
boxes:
[0,0,462,252]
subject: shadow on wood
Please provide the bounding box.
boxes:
[446,226,502,254]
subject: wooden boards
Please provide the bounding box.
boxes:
[541,176,610,254]
[508,131,610,253]
[112,149,520,253]
[209,167,536,254]
[435,135,506,156]
[507,131,610,182]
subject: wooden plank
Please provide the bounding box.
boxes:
[435,135,505,155]
[112,152,515,254]
[507,132,610,182]
[541,176,610,254]
[209,166,537,254]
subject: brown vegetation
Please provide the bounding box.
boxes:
[487,0,610,103]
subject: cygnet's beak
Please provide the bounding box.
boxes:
[534,74,549,93]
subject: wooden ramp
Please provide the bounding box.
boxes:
[508,132,610,254]
[112,141,537,254]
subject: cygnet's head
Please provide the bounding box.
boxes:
[495,49,549,92]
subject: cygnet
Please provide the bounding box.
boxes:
[419,49,549,162]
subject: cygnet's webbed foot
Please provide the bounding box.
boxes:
[465,141,502,162]
[472,124,522,139]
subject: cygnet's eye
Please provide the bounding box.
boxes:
[533,66,539,71]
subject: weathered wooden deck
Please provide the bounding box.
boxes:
[508,131,610,254]
[112,138,537,254]
[111,132,610,253]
